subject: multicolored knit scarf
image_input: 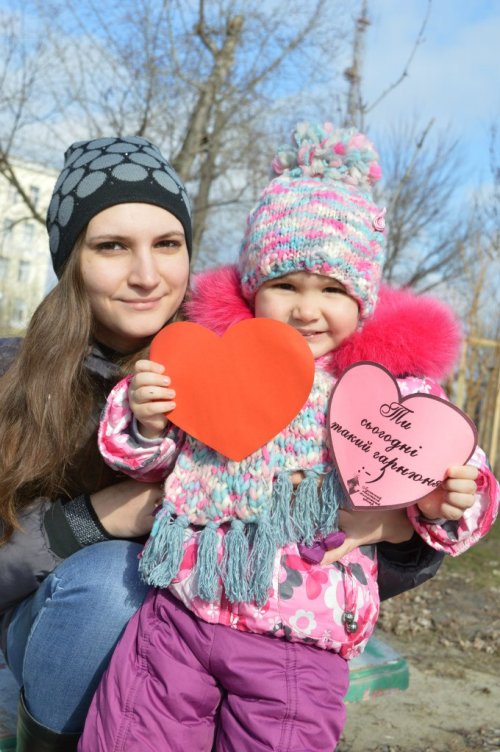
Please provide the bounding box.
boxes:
[139,369,345,606]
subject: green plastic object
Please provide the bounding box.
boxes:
[346,635,409,703]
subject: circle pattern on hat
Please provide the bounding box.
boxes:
[153,170,180,194]
[112,163,148,182]
[73,150,102,168]
[77,172,107,198]
[47,136,191,266]
[58,196,74,226]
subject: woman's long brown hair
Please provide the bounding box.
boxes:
[0,233,190,544]
[0,246,99,543]
[0,241,189,545]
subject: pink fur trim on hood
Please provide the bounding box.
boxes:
[183,265,462,380]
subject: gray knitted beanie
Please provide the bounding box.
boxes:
[46,135,192,276]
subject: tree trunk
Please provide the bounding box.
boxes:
[172,14,243,183]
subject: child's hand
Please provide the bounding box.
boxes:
[129,359,176,439]
[320,507,414,565]
[416,465,478,522]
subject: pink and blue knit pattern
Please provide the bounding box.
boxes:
[239,123,386,319]
[140,369,344,605]
[161,368,334,524]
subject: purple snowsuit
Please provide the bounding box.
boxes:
[80,589,348,751]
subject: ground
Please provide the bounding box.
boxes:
[338,524,500,752]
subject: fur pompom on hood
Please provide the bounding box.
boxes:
[183,265,462,380]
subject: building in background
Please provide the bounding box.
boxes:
[0,159,57,335]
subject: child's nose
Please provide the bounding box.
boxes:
[293,301,319,321]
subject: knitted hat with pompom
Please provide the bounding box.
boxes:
[238,122,387,319]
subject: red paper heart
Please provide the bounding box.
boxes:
[328,361,477,509]
[150,319,315,461]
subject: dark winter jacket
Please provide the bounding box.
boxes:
[0,338,125,652]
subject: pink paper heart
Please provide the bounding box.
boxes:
[328,362,477,509]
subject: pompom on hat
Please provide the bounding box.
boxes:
[238,122,387,319]
[46,135,192,277]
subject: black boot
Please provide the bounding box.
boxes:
[16,692,80,752]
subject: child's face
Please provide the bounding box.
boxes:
[254,272,359,358]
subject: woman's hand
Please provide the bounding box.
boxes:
[416,465,478,522]
[320,507,414,565]
[290,472,413,565]
[129,359,176,439]
[90,478,164,538]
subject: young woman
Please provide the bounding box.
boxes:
[0,135,192,751]
[1,133,448,751]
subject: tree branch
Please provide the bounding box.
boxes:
[365,0,432,114]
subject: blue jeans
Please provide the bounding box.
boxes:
[6,541,149,733]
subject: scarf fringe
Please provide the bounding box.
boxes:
[319,469,343,534]
[221,519,249,602]
[270,473,296,545]
[292,471,321,545]
[196,521,220,601]
[140,472,343,603]
[249,513,276,607]
[139,504,189,587]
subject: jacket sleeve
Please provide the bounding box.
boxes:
[98,375,180,482]
[397,376,499,556]
[0,501,62,614]
[376,533,445,601]
[375,373,478,600]
[0,493,117,615]
[407,446,499,555]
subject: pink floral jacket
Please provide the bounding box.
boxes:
[99,268,499,660]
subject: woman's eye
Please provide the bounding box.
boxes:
[96,241,124,252]
[156,239,182,250]
[159,240,178,247]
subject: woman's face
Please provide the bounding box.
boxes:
[80,203,190,353]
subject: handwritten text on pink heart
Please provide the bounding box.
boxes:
[328,362,477,509]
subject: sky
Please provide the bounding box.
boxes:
[3,0,498,193]
[359,0,499,191]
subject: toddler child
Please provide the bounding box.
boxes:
[79,123,498,752]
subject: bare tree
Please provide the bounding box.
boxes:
[379,120,472,291]
[343,0,369,130]
[0,10,49,224]
[343,0,431,132]
[1,0,347,265]
[479,132,499,327]
[1,0,493,296]
[485,124,500,271]
[339,0,479,293]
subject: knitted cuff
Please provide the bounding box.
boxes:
[131,416,166,446]
[64,494,114,546]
